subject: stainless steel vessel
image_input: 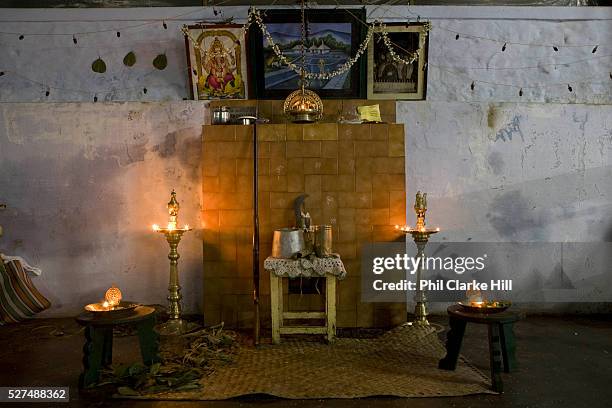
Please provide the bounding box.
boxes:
[314,225,333,257]
[237,115,257,125]
[272,228,305,259]
[212,106,231,124]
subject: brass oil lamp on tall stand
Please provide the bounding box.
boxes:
[396,191,440,326]
[152,190,196,335]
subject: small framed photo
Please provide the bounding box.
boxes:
[183,24,249,100]
[367,24,428,100]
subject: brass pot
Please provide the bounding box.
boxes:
[314,225,333,257]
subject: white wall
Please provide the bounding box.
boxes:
[0,102,208,315]
[1,6,611,315]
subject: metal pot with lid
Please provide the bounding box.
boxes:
[212,106,231,124]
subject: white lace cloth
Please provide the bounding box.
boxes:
[264,254,347,280]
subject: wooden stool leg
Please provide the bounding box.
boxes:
[79,326,106,388]
[488,323,504,392]
[137,315,161,365]
[101,327,113,366]
[326,276,336,343]
[500,322,517,373]
[438,316,467,370]
[270,273,281,344]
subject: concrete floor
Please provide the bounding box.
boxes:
[1,315,611,408]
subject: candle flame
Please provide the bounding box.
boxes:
[102,301,109,308]
[152,224,160,231]
[183,224,190,230]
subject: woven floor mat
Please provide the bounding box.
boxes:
[134,325,495,400]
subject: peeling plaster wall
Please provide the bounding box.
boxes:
[1,6,611,315]
[398,102,612,311]
[0,102,207,315]
[394,6,612,311]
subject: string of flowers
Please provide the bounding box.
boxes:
[252,8,378,80]
[377,22,430,66]
[182,8,430,80]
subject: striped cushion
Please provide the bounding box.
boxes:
[0,259,50,324]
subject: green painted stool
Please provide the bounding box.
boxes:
[76,306,160,388]
[438,304,522,393]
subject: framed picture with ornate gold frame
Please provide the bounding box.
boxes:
[367,24,428,100]
[183,24,249,100]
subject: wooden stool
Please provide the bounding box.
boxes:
[438,304,521,393]
[76,306,160,388]
[269,273,337,344]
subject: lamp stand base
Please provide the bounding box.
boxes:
[156,318,199,336]
[411,302,430,326]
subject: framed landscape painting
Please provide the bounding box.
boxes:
[249,9,366,99]
[367,24,428,100]
[184,24,249,100]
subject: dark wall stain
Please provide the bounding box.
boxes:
[545,262,576,290]
[487,190,548,240]
[487,150,505,175]
[152,128,201,180]
[153,132,177,158]
[603,224,612,242]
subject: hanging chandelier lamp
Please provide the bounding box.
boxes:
[283,0,323,123]
[284,85,323,123]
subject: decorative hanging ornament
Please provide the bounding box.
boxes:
[284,87,324,123]
[283,0,323,123]
[153,54,168,70]
[123,51,136,67]
[91,58,107,74]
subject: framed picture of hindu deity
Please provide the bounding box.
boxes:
[183,24,249,100]
[248,9,366,99]
[367,24,429,100]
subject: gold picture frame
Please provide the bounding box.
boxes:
[184,24,249,100]
[367,24,428,100]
